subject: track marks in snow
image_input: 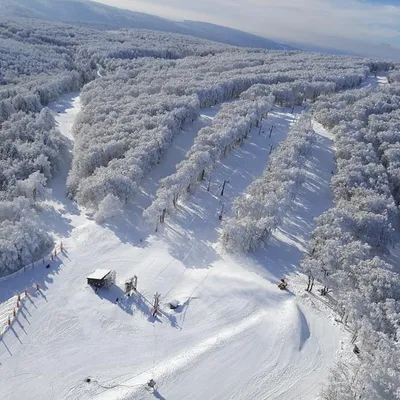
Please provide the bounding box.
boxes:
[96,309,271,399]
[96,298,316,400]
[133,106,223,212]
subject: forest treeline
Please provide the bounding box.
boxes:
[301,84,400,400]
[0,16,396,278]
[0,17,237,276]
[0,15,400,400]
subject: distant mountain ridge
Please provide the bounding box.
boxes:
[0,0,294,50]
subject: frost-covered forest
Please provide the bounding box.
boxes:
[1,15,400,399]
[220,114,316,253]
[0,17,233,276]
[300,84,400,399]
[70,52,385,213]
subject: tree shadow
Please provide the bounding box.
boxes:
[101,108,221,248]
[0,256,64,304]
[154,111,302,270]
[306,291,338,313]
[48,92,80,114]
[101,209,152,248]
[46,143,80,217]
[250,233,304,281]
[244,128,336,282]
[163,220,218,270]
[158,190,225,270]
[39,204,75,238]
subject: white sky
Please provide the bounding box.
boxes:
[95,0,400,57]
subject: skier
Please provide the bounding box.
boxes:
[116,297,119,304]
[278,278,287,290]
[147,379,156,390]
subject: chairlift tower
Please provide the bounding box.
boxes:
[152,292,161,317]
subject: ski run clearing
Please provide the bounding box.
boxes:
[1,90,359,400]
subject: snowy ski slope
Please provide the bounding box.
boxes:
[0,92,350,400]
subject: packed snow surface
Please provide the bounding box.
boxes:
[0,93,348,399]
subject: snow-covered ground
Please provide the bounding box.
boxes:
[0,95,349,400]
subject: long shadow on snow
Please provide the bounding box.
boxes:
[38,142,79,254]
[46,139,80,217]
[102,111,221,248]
[152,391,166,400]
[99,107,295,255]
[97,107,300,270]
[241,131,335,284]
[0,256,64,304]
[280,138,334,244]
[49,91,80,114]
[101,209,152,249]
[157,109,299,270]
[95,286,179,328]
[39,204,75,239]
[161,195,222,270]
[100,106,297,262]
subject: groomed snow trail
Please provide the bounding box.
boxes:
[0,98,346,400]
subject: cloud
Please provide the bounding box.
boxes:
[96,0,400,57]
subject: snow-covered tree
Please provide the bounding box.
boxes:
[94,193,123,223]
[145,94,274,222]
[304,81,400,400]
[16,171,51,201]
[221,114,315,252]
[0,197,53,277]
